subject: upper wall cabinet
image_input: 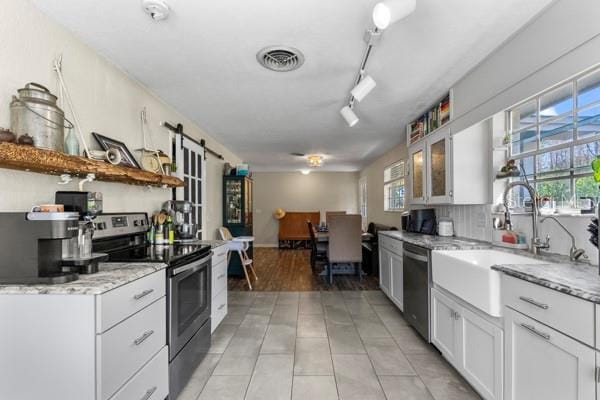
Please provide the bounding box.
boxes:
[408,120,491,206]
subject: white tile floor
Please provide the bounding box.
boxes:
[176,290,481,400]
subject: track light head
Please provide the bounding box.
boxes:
[340,106,359,127]
[372,0,416,30]
[351,75,376,102]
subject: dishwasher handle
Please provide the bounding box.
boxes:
[404,250,428,263]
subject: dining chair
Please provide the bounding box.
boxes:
[326,214,363,285]
[325,211,347,227]
[218,227,258,290]
[307,220,327,271]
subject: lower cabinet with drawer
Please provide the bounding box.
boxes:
[501,275,597,400]
[504,307,595,400]
[211,244,229,332]
[0,270,169,400]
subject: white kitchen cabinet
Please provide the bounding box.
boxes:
[378,234,403,311]
[390,250,404,311]
[379,244,392,297]
[408,120,490,205]
[211,243,228,333]
[408,140,427,205]
[459,306,503,400]
[431,287,503,400]
[426,129,453,204]
[431,287,460,364]
[0,271,168,400]
[504,307,595,400]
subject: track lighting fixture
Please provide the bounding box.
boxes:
[372,0,416,30]
[351,75,376,102]
[340,105,359,127]
[340,0,415,126]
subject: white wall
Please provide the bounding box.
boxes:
[252,172,359,246]
[0,0,241,239]
[358,144,407,230]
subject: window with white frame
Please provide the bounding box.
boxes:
[384,161,405,211]
[508,66,600,209]
[359,177,367,224]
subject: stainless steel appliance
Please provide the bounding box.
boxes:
[10,82,69,151]
[92,213,212,400]
[0,212,81,283]
[406,208,436,235]
[403,242,431,341]
[56,190,107,274]
[56,191,103,219]
[164,200,198,241]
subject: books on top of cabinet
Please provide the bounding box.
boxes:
[408,92,451,145]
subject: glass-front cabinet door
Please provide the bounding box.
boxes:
[225,179,242,224]
[427,128,452,204]
[409,141,427,205]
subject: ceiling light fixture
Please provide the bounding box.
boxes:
[372,0,416,30]
[351,75,377,102]
[307,155,323,168]
[340,105,359,127]
[142,0,170,21]
[340,0,415,127]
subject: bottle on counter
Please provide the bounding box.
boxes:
[155,225,164,245]
[167,216,175,244]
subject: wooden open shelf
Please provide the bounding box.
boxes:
[0,142,184,188]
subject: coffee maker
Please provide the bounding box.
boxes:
[56,191,107,274]
[163,200,198,241]
[0,212,81,283]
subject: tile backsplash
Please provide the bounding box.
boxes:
[434,204,493,242]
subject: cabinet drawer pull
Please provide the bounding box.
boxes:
[133,289,154,300]
[520,323,550,340]
[218,303,225,310]
[217,273,225,279]
[140,386,157,400]
[519,296,549,310]
[133,330,155,346]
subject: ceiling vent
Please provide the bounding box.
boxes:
[257,46,304,72]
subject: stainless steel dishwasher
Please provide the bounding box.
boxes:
[403,242,431,342]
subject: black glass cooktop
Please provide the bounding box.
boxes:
[106,243,212,266]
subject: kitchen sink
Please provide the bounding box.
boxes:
[432,249,545,317]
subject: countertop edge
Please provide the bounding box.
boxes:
[0,262,168,296]
[492,264,600,304]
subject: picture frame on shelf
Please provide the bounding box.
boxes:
[92,132,141,169]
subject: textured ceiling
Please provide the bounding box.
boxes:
[32,0,553,171]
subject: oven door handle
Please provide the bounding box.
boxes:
[171,253,213,276]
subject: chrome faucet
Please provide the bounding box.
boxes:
[540,216,588,261]
[502,181,549,255]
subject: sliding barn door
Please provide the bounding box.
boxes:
[174,133,207,239]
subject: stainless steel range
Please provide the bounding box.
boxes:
[92,213,212,399]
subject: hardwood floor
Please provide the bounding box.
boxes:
[227,247,380,291]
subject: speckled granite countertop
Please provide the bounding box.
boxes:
[379,230,600,303]
[492,262,600,303]
[378,230,492,250]
[0,262,167,295]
